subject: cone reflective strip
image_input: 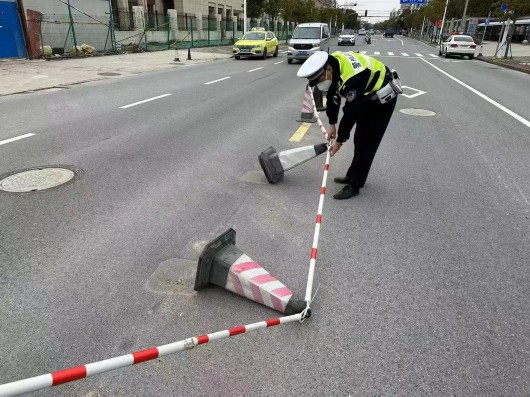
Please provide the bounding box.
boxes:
[0,314,302,396]
[278,144,328,172]
[224,253,295,313]
[304,87,332,304]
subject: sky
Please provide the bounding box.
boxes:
[337,0,404,23]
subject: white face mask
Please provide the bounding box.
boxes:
[316,70,331,92]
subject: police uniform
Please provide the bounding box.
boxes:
[298,51,398,196]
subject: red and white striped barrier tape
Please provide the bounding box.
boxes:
[309,88,329,141]
[302,87,332,316]
[0,86,332,396]
[0,314,302,396]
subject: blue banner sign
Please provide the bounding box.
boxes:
[400,0,427,4]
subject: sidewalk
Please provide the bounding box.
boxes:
[473,41,530,74]
[0,46,235,96]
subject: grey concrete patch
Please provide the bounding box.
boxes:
[98,72,121,76]
[240,170,268,184]
[145,258,197,296]
[192,240,208,255]
[399,108,436,117]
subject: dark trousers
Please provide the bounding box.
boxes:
[346,96,397,188]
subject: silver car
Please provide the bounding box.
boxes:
[439,34,477,59]
[338,29,356,46]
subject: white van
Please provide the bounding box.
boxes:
[287,23,330,64]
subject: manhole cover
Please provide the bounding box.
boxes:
[399,108,436,117]
[98,72,121,76]
[0,167,78,193]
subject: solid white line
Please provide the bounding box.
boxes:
[388,52,394,55]
[120,94,171,109]
[420,58,530,129]
[274,61,284,64]
[374,51,380,55]
[415,53,424,57]
[401,53,409,56]
[247,67,263,72]
[429,53,438,57]
[204,76,231,85]
[0,133,35,146]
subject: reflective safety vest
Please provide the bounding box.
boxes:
[332,51,387,96]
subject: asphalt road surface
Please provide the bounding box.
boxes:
[1,35,529,396]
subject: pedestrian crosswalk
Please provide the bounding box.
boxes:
[353,50,440,58]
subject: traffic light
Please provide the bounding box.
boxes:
[364,10,367,17]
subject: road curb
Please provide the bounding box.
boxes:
[475,56,530,75]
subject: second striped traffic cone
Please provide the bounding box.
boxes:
[296,85,317,123]
[259,143,328,184]
[195,229,306,316]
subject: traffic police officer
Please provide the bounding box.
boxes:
[297,51,399,199]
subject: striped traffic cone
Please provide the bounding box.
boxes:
[195,229,306,315]
[259,143,328,184]
[296,85,317,123]
[313,85,326,111]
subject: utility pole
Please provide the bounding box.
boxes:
[460,0,469,33]
[66,0,79,54]
[438,0,449,46]
[243,0,247,33]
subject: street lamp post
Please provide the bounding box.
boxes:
[438,0,449,46]
[243,0,247,33]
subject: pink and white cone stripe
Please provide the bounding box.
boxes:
[301,87,313,113]
[225,254,294,313]
[304,87,332,304]
[0,314,302,396]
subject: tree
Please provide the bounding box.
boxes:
[264,0,282,22]
[247,0,265,19]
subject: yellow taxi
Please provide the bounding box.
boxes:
[233,28,279,60]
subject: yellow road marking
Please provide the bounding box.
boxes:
[289,98,327,142]
[289,122,311,142]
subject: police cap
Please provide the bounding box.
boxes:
[296,51,329,87]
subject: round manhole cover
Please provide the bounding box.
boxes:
[0,167,78,193]
[399,108,436,117]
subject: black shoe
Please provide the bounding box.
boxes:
[333,176,350,184]
[333,185,359,200]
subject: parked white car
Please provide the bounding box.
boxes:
[338,29,356,46]
[439,34,477,59]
